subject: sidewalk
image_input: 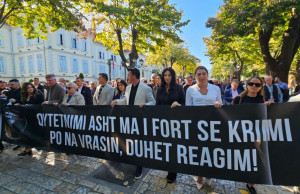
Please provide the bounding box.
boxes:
[0,142,297,194]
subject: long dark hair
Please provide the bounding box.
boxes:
[160,67,177,92]
[117,79,127,94]
[21,82,39,102]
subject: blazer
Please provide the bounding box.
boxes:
[45,83,65,104]
[79,85,93,105]
[117,82,155,105]
[224,88,242,103]
[62,92,85,105]
[93,84,115,105]
[36,84,45,93]
[264,84,279,103]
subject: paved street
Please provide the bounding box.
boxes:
[0,142,298,194]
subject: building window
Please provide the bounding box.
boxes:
[100,64,106,74]
[59,56,67,72]
[71,36,77,49]
[57,30,65,46]
[36,37,41,44]
[28,55,34,73]
[19,57,25,73]
[72,57,79,72]
[99,52,102,59]
[83,59,88,73]
[82,39,87,51]
[26,38,32,46]
[114,56,117,62]
[37,54,44,71]
[17,32,23,47]
[0,56,5,72]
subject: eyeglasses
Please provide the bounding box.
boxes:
[196,73,207,76]
[248,82,262,87]
[67,87,73,89]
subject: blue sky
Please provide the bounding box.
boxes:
[169,0,224,71]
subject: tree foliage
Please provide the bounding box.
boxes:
[147,41,200,77]
[206,0,300,82]
[1,0,84,38]
[83,0,189,68]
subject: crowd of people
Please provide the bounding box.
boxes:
[0,66,299,194]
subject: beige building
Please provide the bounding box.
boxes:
[0,24,151,83]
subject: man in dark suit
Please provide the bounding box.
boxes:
[33,77,45,93]
[6,79,21,104]
[76,77,93,105]
[264,75,282,103]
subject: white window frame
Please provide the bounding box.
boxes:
[37,54,44,71]
[82,59,88,73]
[0,56,5,73]
[28,55,34,73]
[17,31,23,47]
[59,55,67,72]
[19,57,25,73]
[72,57,79,73]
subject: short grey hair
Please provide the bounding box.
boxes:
[45,74,56,79]
[67,82,78,89]
[186,73,193,79]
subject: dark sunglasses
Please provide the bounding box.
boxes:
[248,82,262,87]
[67,87,73,89]
[196,73,207,76]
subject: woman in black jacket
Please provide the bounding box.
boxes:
[156,67,185,183]
[16,82,44,156]
[113,80,127,100]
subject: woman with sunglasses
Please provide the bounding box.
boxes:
[15,82,44,156]
[156,67,185,183]
[54,82,85,106]
[233,76,273,194]
[186,66,222,189]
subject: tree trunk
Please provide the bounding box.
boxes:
[116,29,127,64]
[295,58,300,85]
[233,50,243,80]
[128,27,139,69]
[259,16,300,83]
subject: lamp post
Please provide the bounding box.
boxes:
[140,59,144,77]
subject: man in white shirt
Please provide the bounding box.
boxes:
[111,68,155,179]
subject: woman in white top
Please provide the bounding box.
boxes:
[186,66,222,190]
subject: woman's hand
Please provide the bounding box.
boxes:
[14,103,20,106]
[264,99,275,106]
[171,101,181,108]
[64,103,70,106]
[214,101,222,108]
[53,102,59,106]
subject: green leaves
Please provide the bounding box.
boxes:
[1,0,84,39]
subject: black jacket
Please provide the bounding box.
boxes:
[6,88,21,103]
[79,85,93,105]
[156,84,185,106]
[264,84,279,103]
[21,93,44,104]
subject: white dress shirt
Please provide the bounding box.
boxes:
[186,83,222,106]
[77,85,83,94]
